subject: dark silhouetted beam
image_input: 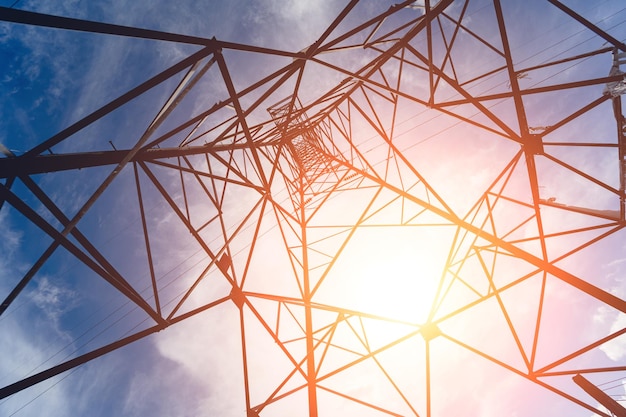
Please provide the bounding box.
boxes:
[573,374,626,417]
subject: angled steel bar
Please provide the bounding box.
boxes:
[529,271,548,371]
[214,50,271,188]
[141,60,301,151]
[0,183,160,322]
[437,74,626,107]
[180,155,221,213]
[133,162,161,317]
[0,175,14,212]
[433,267,543,326]
[241,296,310,378]
[308,186,385,298]
[0,6,212,44]
[317,385,406,416]
[10,175,163,324]
[459,63,508,87]
[405,43,521,140]
[177,157,191,222]
[541,367,626,377]
[431,2,468,94]
[298,0,455,135]
[573,374,626,417]
[238,305,254,415]
[297,182,320,417]
[370,354,421,416]
[264,68,307,192]
[428,225,464,322]
[542,151,621,195]
[551,224,625,264]
[535,326,626,375]
[23,46,214,157]
[547,0,626,52]
[426,0,435,107]
[317,0,424,52]
[541,95,611,137]
[2,2,625,415]
[345,95,454,213]
[211,40,304,58]
[316,149,626,314]
[236,197,272,289]
[0,296,230,400]
[137,161,228,283]
[0,143,287,179]
[149,155,264,192]
[515,47,614,75]
[440,10,505,58]
[493,0,530,136]
[309,0,360,55]
[523,152,549,261]
[2,57,231,323]
[166,196,267,320]
[442,332,612,417]
[475,249,531,370]
[0,146,224,177]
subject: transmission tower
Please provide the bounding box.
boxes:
[1,1,625,416]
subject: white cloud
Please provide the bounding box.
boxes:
[153,305,245,417]
[0,215,73,417]
[597,259,626,362]
[3,2,626,417]
[599,312,626,361]
[28,276,79,323]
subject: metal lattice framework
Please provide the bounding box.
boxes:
[1,1,626,415]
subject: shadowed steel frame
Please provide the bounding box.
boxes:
[0,1,625,416]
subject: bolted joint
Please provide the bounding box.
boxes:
[523,134,544,155]
[230,286,246,310]
[420,322,441,341]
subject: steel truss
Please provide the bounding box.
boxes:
[1,1,625,416]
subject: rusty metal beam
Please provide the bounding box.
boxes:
[573,374,626,417]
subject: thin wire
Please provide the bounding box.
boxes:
[382,7,626,156]
[598,376,626,387]
[7,371,77,417]
[5,1,626,415]
[11,2,624,383]
[602,381,626,392]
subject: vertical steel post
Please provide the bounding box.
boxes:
[300,175,318,417]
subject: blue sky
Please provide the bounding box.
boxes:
[0,2,349,416]
[1,1,626,416]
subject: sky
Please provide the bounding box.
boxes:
[1,1,626,416]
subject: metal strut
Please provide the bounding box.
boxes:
[268,96,337,186]
[605,49,626,220]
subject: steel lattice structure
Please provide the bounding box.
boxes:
[1,1,626,416]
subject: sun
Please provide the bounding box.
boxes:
[315,224,453,326]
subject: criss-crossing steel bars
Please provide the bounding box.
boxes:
[1,1,625,416]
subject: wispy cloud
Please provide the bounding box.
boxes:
[599,312,626,361]
[2,1,626,416]
[28,276,79,324]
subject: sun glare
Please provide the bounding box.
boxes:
[318,225,453,327]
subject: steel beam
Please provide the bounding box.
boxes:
[573,374,626,417]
